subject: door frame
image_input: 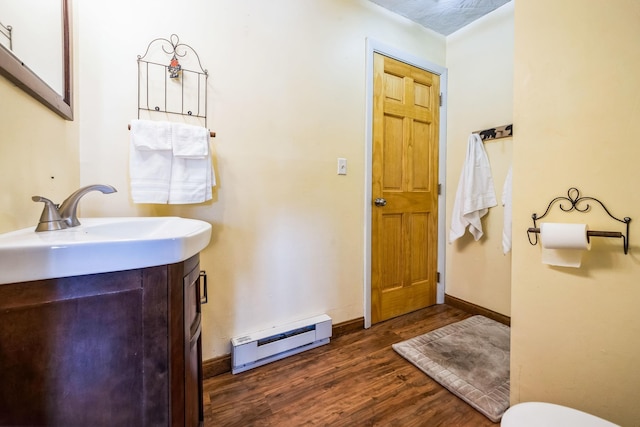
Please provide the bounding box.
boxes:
[364,38,448,328]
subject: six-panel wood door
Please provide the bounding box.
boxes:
[371,53,440,323]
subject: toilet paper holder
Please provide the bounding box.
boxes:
[527,187,631,254]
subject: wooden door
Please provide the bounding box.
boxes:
[371,53,440,324]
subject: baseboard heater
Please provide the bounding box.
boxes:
[231,314,332,374]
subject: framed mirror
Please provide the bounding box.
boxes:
[0,0,72,120]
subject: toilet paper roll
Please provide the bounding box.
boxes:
[540,223,590,268]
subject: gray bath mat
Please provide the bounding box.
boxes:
[392,315,510,422]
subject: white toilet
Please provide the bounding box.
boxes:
[501,402,620,427]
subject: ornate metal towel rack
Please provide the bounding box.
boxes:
[136,34,212,132]
[127,123,215,137]
[527,187,631,254]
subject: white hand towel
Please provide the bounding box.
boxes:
[449,133,498,242]
[502,165,513,254]
[168,152,215,204]
[168,123,215,204]
[129,119,173,203]
[172,122,209,158]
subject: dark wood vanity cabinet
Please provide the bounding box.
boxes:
[0,255,204,427]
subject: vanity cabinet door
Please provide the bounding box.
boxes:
[0,269,148,426]
[180,260,204,427]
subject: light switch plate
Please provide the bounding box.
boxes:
[337,158,347,175]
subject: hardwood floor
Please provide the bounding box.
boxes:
[203,304,501,426]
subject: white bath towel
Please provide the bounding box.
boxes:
[449,133,497,242]
[502,165,513,254]
[168,155,215,204]
[168,123,215,204]
[129,119,173,203]
[130,119,172,150]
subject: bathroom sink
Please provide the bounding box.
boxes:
[0,217,212,285]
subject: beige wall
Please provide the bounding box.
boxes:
[445,3,513,316]
[0,77,79,234]
[511,0,640,424]
[74,0,446,359]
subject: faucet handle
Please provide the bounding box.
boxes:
[32,196,68,232]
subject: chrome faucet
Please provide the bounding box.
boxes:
[32,184,117,232]
[58,184,117,227]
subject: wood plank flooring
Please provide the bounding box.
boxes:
[203,304,501,426]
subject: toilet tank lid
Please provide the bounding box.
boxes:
[501,402,619,427]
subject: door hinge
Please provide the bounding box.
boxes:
[436,272,441,283]
[439,92,443,107]
[438,183,441,195]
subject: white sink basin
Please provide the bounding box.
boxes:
[0,217,212,285]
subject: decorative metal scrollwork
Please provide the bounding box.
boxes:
[136,34,209,126]
[527,187,631,254]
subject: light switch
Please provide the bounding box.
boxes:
[337,158,347,175]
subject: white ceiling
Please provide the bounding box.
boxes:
[368,0,512,36]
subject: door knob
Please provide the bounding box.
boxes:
[374,198,387,207]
